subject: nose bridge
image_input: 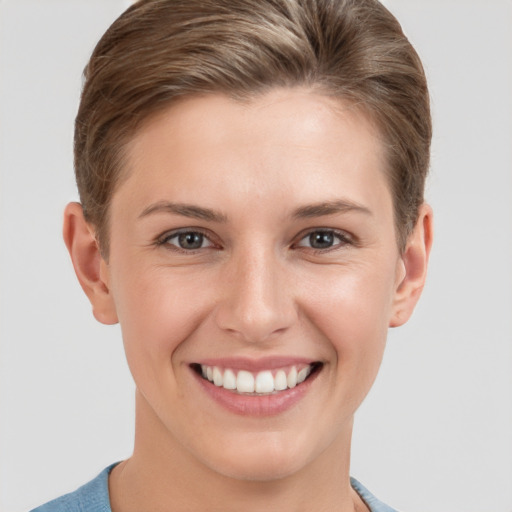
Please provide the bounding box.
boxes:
[215,242,296,342]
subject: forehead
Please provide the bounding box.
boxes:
[129,88,382,153]
[115,88,391,222]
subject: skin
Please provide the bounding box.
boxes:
[64,88,432,512]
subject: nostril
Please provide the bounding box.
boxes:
[213,270,297,342]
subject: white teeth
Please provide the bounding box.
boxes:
[274,370,288,391]
[236,370,255,393]
[255,370,275,393]
[223,369,237,390]
[287,366,298,388]
[297,366,310,384]
[199,364,316,394]
[213,367,223,387]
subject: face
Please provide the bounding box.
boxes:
[103,89,407,481]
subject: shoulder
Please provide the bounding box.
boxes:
[30,464,117,512]
[351,477,400,512]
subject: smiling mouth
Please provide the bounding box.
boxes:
[190,362,323,395]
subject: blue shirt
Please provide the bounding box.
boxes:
[31,464,398,512]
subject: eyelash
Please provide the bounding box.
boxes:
[293,229,353,253]
[156,229,216,253]
[156,228,354,253]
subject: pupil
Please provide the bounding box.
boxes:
[178,232,203,249]
[310,231,334,249]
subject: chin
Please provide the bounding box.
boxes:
[210,455,304,482]
[195,432,317,482]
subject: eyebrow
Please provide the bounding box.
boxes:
[138,201,228,223]
[292,199,372,219]
[138,199,371,223]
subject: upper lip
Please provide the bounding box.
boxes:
[191,356,319,372]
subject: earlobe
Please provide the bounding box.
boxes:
[63,202,118,325]
[389,203,433,327]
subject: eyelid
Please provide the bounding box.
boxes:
[154,226,354,253]
[156,227,219,251]
[293,228,354,250]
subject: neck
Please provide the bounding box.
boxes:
[109,391,366,512]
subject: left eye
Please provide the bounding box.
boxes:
[163,231,213,250]
[296,230,350,250]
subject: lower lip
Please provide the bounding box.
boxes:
[192,368,320,416]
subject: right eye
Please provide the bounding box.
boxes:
[159,230,214,251]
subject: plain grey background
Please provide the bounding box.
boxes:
[1,1,511,511]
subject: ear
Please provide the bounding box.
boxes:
[389,203,433,327]
[63,202,118,325]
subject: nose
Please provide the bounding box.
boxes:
[214,246,297,343]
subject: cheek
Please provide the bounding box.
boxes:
[111,265,213,376]
[300,261,396,377]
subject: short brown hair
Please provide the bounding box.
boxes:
[75,0,431,255]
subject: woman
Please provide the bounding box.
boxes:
[32,0,432,510]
